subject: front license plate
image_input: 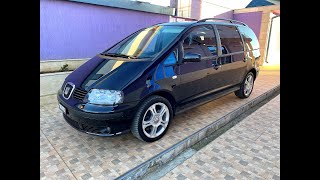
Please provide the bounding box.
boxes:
[59,104,66,114]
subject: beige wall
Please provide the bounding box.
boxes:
[40,58,89,73]
[234,5,280,67]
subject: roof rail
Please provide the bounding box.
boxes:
[197,18,247,26]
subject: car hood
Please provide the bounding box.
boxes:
[65,55,152,91]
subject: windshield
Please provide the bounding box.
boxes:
[102,25,185,60]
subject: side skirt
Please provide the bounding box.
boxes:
[175,85,240,115]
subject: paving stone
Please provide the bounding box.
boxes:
[240,171,250,177]
[194,170,204,177]
[224,174,235,180]
[81,173,91,180]
[69,158,79,164]
[239,160,249,166]
[273,174,280,180]
[176,174,187,180]
[196,159,205,166]
[111,159,121,165]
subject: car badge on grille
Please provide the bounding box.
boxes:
[63,82,75,100]
[64,87,71,95]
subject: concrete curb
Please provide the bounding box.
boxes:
[40,72,71,97]
[40,58,88,73]
[117,85,280,180]
[40,71,72,77]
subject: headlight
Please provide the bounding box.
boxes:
[84,89,124,105]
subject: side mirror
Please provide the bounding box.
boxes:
[183,53,201,62]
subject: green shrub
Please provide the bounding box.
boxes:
[60,64,69,72]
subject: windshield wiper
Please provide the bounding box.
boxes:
[100,53,137,59]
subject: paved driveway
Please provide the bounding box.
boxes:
[40,70,280,179]
[162,95,280,180]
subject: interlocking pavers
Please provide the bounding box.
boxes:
[40,131,76,180]
[162,95,280,179]
[40,70,279,179]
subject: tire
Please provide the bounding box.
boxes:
[131,95,173,142]
[235,72,255,99]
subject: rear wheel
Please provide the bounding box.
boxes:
[131,95,173,142]
[235,72,255,99]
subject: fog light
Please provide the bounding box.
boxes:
[106,127,111,134]
[100,127,111,134]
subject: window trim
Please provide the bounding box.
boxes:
[235,26,246,52]
[212,24,222,57]
[219,51,244,57]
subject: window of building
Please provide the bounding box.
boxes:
[177,0,192,18]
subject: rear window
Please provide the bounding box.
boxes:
[216,25,244,54]
[238,26,260,50]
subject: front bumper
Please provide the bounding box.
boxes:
[58,95,133,136]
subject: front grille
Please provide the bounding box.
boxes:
[73,88,88,100]
[63,113,130,136]
[79,123,108,134]
[64,114,110,134]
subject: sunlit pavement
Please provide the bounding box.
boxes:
[40,70,280,179]
[162,95,280,180]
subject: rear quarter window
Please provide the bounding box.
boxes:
[238,26,260,50]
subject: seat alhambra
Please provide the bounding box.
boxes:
[57,18,261,142]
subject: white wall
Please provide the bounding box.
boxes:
[136,0,171,7]
[201,0,251,18]
[265,16,280,67]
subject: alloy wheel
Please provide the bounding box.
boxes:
[142,102,170,138]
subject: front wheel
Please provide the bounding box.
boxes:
[235,72,255,99]
[131,95,173,142]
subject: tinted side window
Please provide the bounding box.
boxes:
[216,25,244,54]
[163,51,177,77]
[155,49,178,80]
[163,49,178,66]
[183,25,217,58]
[237,26,259,50]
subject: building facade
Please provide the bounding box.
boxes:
[40,0,279,72]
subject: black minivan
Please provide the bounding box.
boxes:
[57,18,261,142]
